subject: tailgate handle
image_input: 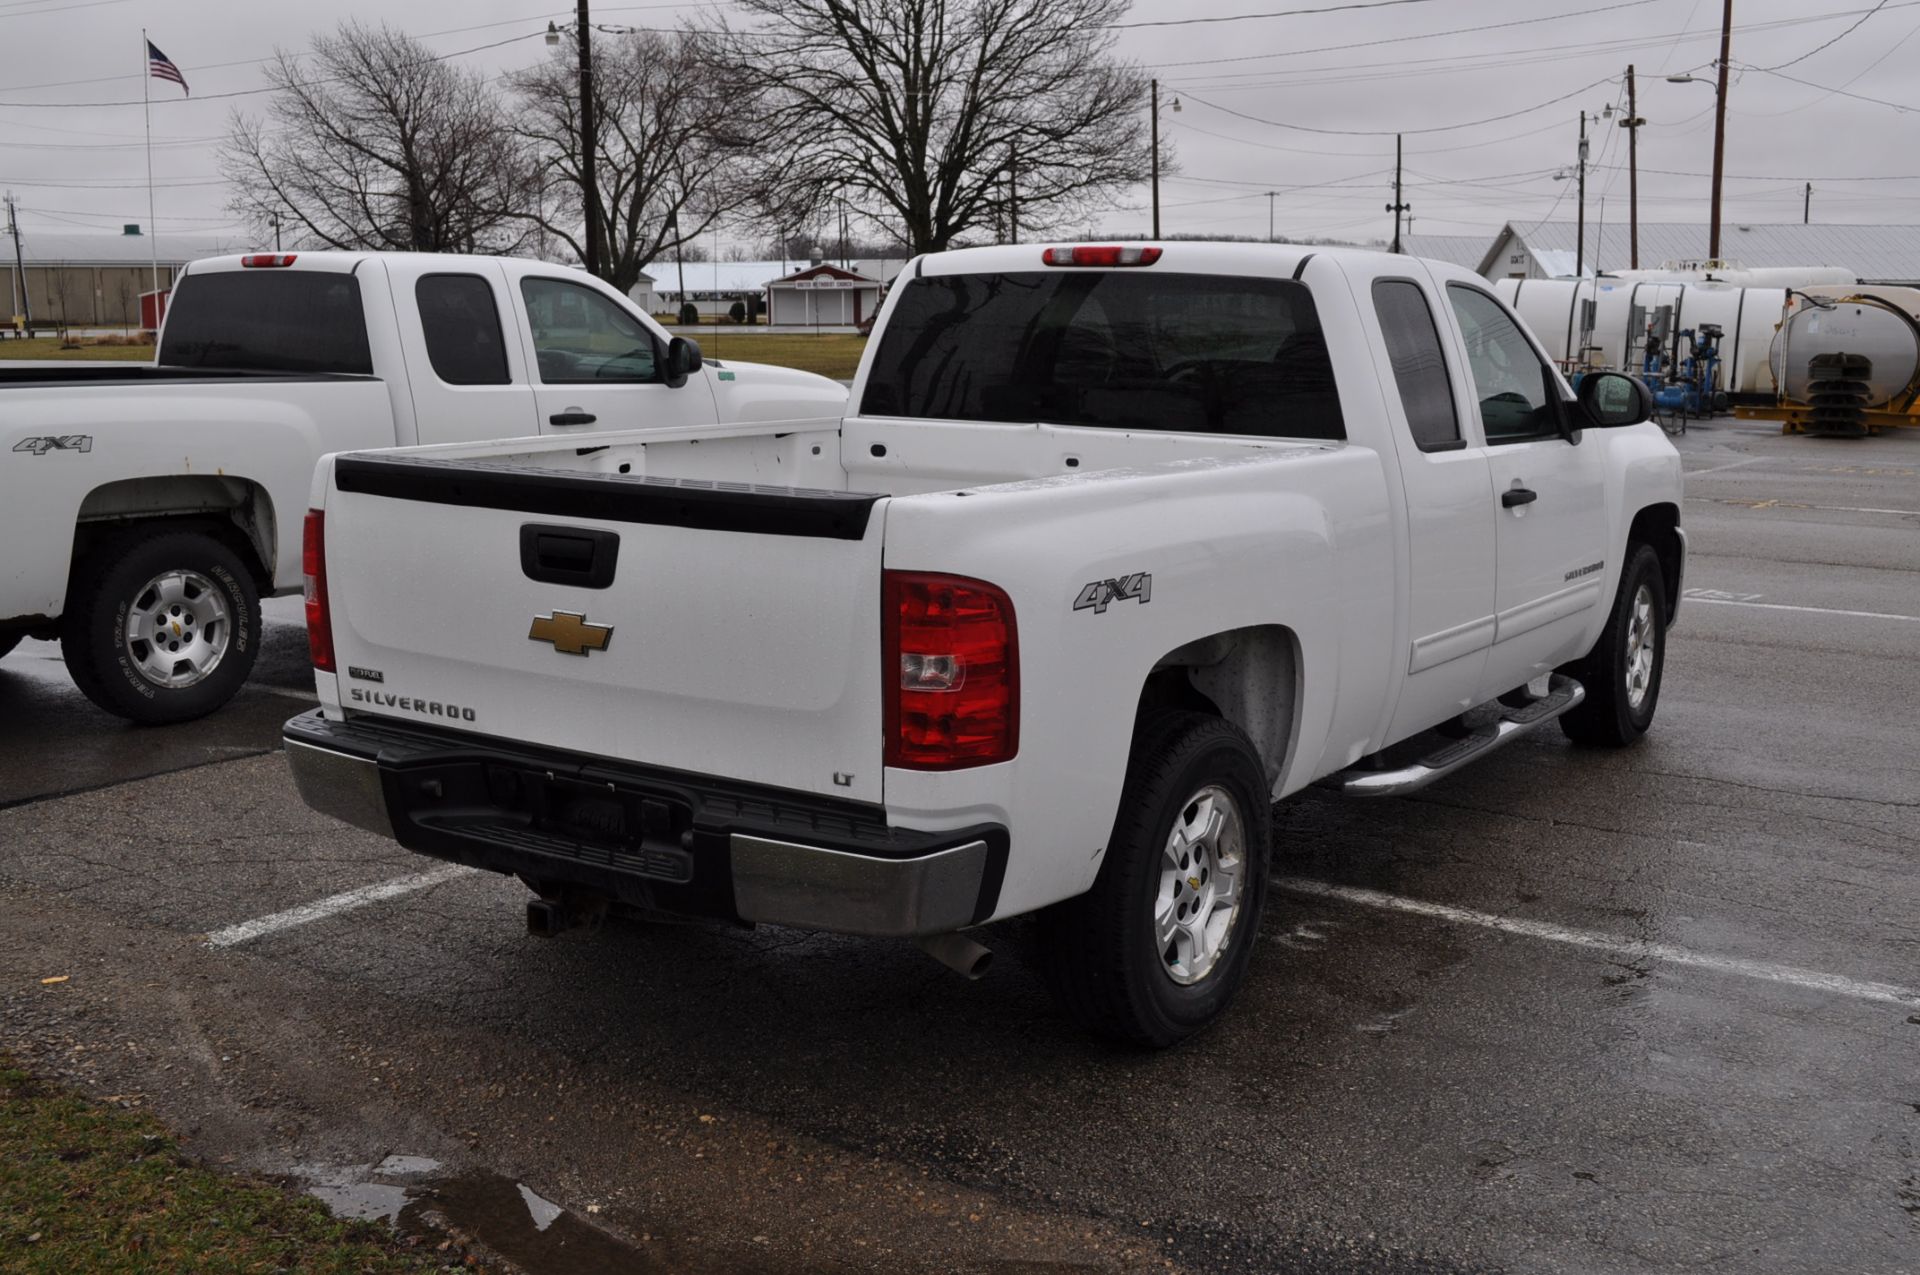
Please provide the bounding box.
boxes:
[520,524,620,589]
[549,411,598,426]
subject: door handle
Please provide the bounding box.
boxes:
[1502,486,1539,509]
[548,411,597,427]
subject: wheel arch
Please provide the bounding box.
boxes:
[1134,624,1302,791]
[1627,501,1682,619]
[72,476,277,592]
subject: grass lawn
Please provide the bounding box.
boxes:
[0,1056,467,1273]
[0,339,153,362]
[701,333,867,381]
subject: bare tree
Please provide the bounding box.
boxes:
[718,0,1152,255]
[512,31,757,292]
[221,22,534,254]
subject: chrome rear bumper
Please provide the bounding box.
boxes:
[282,709,1003,938]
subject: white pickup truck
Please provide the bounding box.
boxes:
[0,251,845,723]
[285,243,1684,1045]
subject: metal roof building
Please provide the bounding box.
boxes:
[1444,221,1920,285]
[3,228,249,329]
[1393,235,1494,271]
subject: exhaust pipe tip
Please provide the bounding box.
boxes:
[915,931,993,980]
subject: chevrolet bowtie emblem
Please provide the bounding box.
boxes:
[529,610,614,656]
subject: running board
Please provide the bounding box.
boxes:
[1324,674,1586,798]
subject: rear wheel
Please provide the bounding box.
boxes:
[61,528,261,725]
[1039,712,1272,1048]
[1559,542,1666,747]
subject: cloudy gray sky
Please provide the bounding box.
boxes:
[0,0,1906,255]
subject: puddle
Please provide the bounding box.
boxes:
[309,1179,413,1222]
[374,1153,442,1176]
[415,1171,667,1273]
[295,1156,690,1273]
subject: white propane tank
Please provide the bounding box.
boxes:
[1492,276,1785,397]
[1768,294,1920,407]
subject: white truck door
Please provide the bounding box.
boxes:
[386,260,543,445]
[511,273,721,435]
[1443,284,1610,699]
[1366,273,1499,741]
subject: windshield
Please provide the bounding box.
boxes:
[158,270,373,375]
[859,270,1344,440]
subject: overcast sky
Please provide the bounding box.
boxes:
[0,0,1908,256]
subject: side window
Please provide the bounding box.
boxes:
[416,274,509,386]
[1445,284,1561,443]
[520,277,660,384]
[1372,280,1460,451]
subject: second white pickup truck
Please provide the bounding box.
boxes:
[286,243,1684,1045]
[0,251,845,722]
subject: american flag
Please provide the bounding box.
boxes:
[147,39,188,97]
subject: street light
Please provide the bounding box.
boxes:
[1668,0,1733,262]
[1149,81,1180,238]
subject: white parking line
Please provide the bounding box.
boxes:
[205,864,479,948]
[1683,597,1920,624]
[1276,879,1920,1009]
[1684,456,1768,477]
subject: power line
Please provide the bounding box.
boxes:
[1142,0,1664,73]
[1114,0,1446,29]
[1180,75,1617,137]
[1755,0,1889,70]
[0,29,546,108]
[1744,63,1919,112]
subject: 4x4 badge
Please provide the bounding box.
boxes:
[529,611,614,656]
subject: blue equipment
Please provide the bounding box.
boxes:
[1643,323,1729,424]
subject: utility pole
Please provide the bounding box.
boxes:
[1008,156,1019,245]
[1266,190,1276,243]
[1385,134,1409,253]
[6,194,28,333]
[1150,78,1161,238]
[1576,111,1589,277]
[576,0,601,278]
[1708,0,1732,261]
[1803,181,1812,225]
[1620,65,1645,269]
[268,210,282,252]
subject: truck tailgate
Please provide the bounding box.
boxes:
[321,454,888,804]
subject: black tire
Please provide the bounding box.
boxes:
[1039,712,1272,1048]
[60,527,261,725]
[1558,542,1666,747]
[0,632,20,662]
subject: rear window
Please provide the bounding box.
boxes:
[417,274,509,385]
[860,271,1344,440]
[159,270,373,375]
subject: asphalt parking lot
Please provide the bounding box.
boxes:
[2,421,1916,1274]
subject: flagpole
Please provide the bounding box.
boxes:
[142,29,159,310]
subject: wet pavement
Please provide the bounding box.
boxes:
[2,425,1918,1273]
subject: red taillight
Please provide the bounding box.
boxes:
[884,571,1018,770]
[242,253,298,267]
[1042,245,1162,267]
[302,509,334,673]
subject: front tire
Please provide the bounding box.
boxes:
[1559,542,1666,747]
[60,527,261,725]
[1039,712,1272,1048]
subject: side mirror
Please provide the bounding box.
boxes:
[1575,370,1652,428]
[664,336,703,389]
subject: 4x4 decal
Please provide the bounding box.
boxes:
[13,434,93,455]
[1074,572,1152,614]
